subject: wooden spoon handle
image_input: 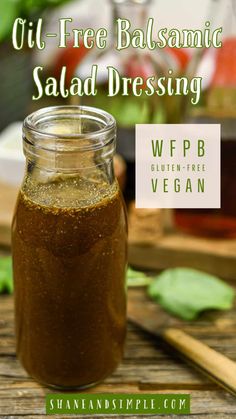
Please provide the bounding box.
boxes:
[163,328,236,397]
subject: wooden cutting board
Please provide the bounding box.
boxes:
[128,288,236,397]
[0,182,18,246]
[1,182,236,280]
[128,237,236,280]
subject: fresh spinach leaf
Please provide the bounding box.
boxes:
[0,257,13,294]
[127,267,152,287]
[148,268,235,320]
[0,0,18,41]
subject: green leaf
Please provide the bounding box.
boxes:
[148,268,235,321]
[127,267,152,287]
[22,0,72,15]
[0,0,18,42]
[114,97,149,127]
[0,0,73,38]
[0,257,13,294]
[151,104,167,124]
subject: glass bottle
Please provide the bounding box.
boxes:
[175,0,236,238]
[12,106,127,389]
[78,0,182,193]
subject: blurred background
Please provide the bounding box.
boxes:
[0,0,236,240]
[0,0,230,128]
[1,3,236,410]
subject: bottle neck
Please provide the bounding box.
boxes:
[23,106,116,173]
[208,0,235,38]
[112,0,151,34]
[22,158,116,209]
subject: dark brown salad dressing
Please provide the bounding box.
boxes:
[12,180,127,389]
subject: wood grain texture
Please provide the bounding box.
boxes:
[128,288,236,396]
[129,237,236,280]
[0,183,18,247]
[0,294,236,418]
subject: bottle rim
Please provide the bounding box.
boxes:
[112,0,152,5]
[23,105,116,152]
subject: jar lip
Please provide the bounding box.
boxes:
[112,0,152,5]
[23,105,116,145]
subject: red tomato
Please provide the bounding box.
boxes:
[165,47,191,71]
[53,40,90,86]
[124,54,155,89]
[212,37,236,87]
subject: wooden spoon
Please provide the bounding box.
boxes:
[128,288,236,397]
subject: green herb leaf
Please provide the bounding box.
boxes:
[148,268,235,320]
[0,0,73,41]
[0,0,18,42]
[0,257,13,294]
[114,96,149,127]
[127,267,152,287]
[22,0,72,16]
[151,104,167,124]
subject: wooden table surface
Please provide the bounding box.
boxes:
[0,293,236,418]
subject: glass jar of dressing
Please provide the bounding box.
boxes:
[12,106,127,389]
